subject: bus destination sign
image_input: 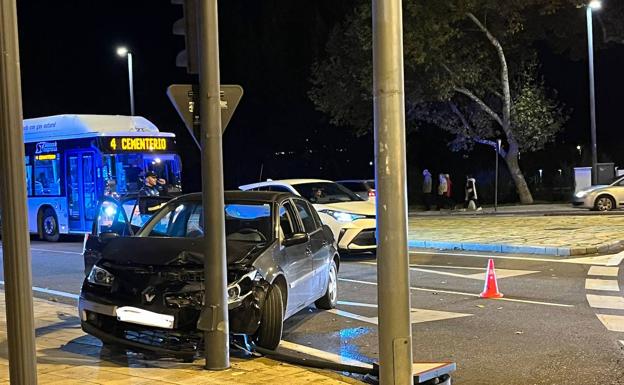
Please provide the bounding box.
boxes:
[107,137,169,152]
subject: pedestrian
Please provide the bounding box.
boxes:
[464,175,481,211]
[422,169,433,210]
[437,173,447,210]
[139,171,167,197]
[445,173,454,210]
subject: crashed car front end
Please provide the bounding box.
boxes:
[79,258,272,356]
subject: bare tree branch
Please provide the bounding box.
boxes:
[454,86,503,127]
[448,101,507,157]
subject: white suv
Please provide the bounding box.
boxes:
[240,179,376,253]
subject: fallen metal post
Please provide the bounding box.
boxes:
[0,1,39,383]
[372,0,413,383]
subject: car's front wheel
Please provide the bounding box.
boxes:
[253,284,283,350]
[594,195,615,211]
[315,259,338,310]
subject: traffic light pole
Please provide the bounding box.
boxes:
[0,1,39,383]
[197,0,230,370]
[372,0,413,384]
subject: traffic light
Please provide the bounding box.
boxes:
[172,0,199,74]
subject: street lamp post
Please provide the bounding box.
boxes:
[587,0,601,185]
[116,46,135,116]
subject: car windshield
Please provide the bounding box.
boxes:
[138,200,273,242]
[295,182,363,204]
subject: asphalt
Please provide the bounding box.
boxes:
[407,203,624,256]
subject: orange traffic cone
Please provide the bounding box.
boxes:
[480,259,503,298]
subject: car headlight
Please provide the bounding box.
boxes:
[87,265,115,287]
[575,191,588,198]
[227,270,260,304]
[319,209,366,223]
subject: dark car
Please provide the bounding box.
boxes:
[78,191,339,358]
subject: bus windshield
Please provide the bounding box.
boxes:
[102,153,182,196]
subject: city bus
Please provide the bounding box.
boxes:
[22,114,182,241]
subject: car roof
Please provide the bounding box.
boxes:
[336,179,374,183]
[173,190,296,204]
[239,178,334,190]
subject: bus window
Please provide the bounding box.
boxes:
[25,156,32,196]
[34,154,61,196]
[102,153,182,195]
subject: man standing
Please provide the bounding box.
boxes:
[139,171,166,197]
[422,169,432,210]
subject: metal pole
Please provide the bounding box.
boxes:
[127,52,135,116]
[587,6,598,185]
[0,1,38,383]
[495,140,500,212]
[372,0,413,383]
[198,0,229,370]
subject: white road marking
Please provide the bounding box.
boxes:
[339,278,574,308]
[620,340,624,348]
[337,300,378,308]
[279,340,373,370]
[408,251,621,266]
[586,294,624,310]
[363,261,540,280]
[31,247,82,255]
[587,266,620,277]
[596,314,624,332]
[0,281,79,300]
[329,308,471,326]
[607,251,624,266]
[585,279,620,292]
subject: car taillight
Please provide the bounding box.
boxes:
[368,190,376,198]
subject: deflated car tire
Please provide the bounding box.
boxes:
[315,259,338,310]
[254,284,284,350]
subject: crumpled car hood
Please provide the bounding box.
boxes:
[96,237,271,266]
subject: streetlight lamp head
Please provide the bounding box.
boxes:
[576,145,581,150]
[589,0,602,10]
[116,46,129,57]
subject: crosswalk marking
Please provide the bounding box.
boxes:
[596,314,624,332]
[586,294,624,310]
[329,308,471,326]
[585,279,620,292]
[587,266,620,277]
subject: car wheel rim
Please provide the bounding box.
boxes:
[328,264,337,304]
[598,198,612,211]
[44,216,56,235]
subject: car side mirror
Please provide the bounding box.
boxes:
[99,232,120,242]
[283,232,309,247]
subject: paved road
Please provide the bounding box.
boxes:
[1,241,623,384]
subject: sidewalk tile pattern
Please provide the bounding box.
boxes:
[0,293,364,385]
[408,215,624,255]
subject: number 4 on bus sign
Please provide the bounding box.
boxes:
[167,84,243,149]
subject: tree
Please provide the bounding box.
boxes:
[310,1,582,204]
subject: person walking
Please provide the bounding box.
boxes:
[445,173,454,210]
[464,175,481,211]
[437,173,448,210]
[422,169,433,210]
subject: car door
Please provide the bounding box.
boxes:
[292,198,329,301]
[279,200,313,314]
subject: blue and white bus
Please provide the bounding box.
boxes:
[23,114,182,241]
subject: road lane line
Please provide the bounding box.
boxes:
[31,247,82,255]
[586,294,624,310]
[596,314,624,332]
[362,261,540,280]
[279,340,373,370]
[329,308,471,326]
[339,278,574,308]
[337,300,378,308]
[585,279,620,292]
[0,281,79,300]
[587,266,619,277]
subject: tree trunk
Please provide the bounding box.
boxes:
[504,150,533,204]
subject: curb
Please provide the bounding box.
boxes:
[407,239,624,256]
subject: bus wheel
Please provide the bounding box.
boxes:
[40,208,59,242]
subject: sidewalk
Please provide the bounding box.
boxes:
[409,203,624,217]
[0,292,364,385]
[408,210,624,256]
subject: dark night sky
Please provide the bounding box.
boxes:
[15,1,624,199]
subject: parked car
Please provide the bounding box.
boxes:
[573,176,624,211]
[240,179,376,253]
[78,191,339,359]
[336,179,376,201]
